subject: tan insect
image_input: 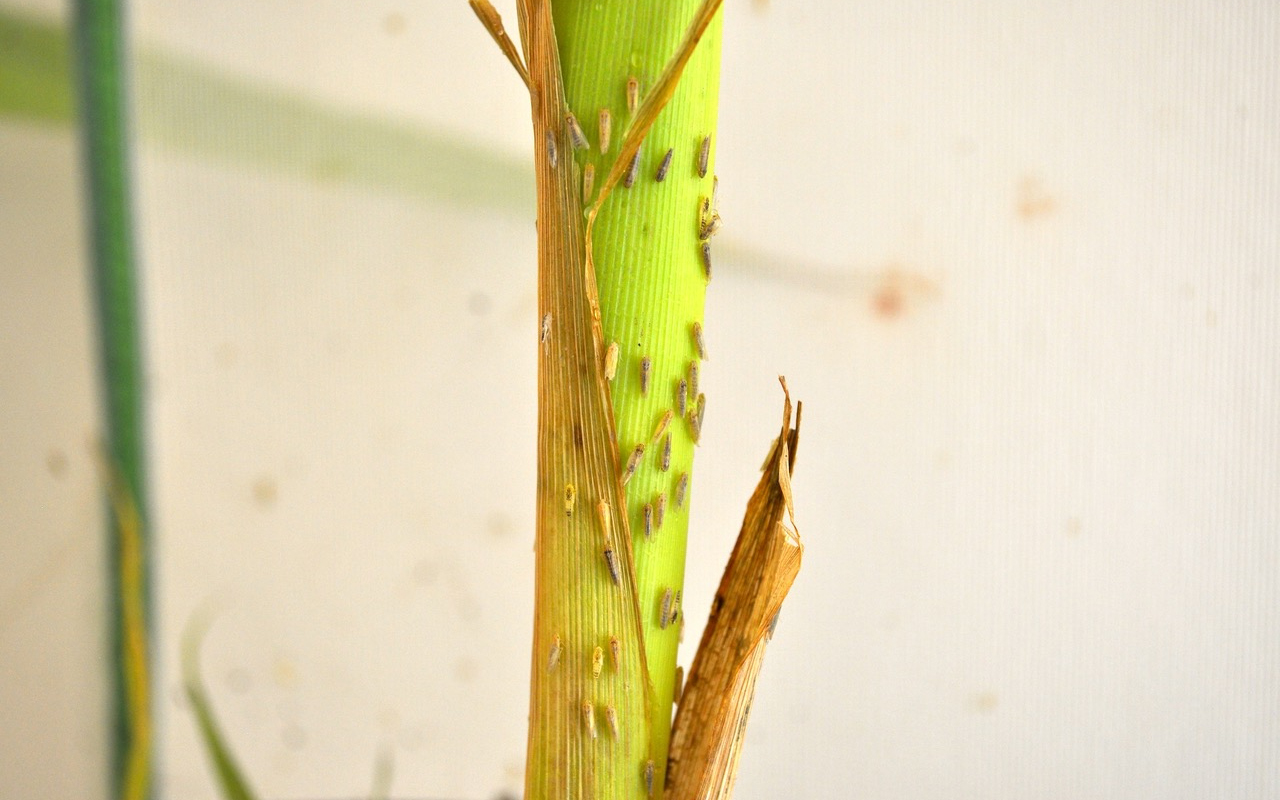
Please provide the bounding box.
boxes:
[640,355,651,395]
[609,636,621,671]
[690,393,706,443]
[564,483,576,516]
[565,112,588,150]
[592,645,604,679]
[691,321,707,360]
[700,240,712,280]
[676,378,687,416]
[545,130,557,168]
[598,108,612,152]
[596,499,612,541]
[541,312,552,343]
[643,502,653,539]
[626,76,640,114]
[582,700,597,739]
[676,472,688,508]
[697,134,710,177]
[621,444,644,485]
[644,760,655,797]
[582,163,595,203]
[688,360,699,402]
[651,409,674,444]
[660,587,673,629]
[604,341,619,380]
[605,704,619,738]
[547,634,561,672]
[661,433,672,472]
[673,664,685,704]
[656,492,666,529]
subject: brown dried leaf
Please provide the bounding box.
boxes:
[468,0,530,88]
[518,2,653,799]
[666,378,803,800]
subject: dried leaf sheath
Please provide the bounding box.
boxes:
[519,3,653,800]
[666,382,803,800]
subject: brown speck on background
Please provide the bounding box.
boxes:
[281,724,308,750]
[1016,175,1058,221]
[272,656,299,689]
[487,510,513,538]
[971,691,999,713]
[454,657,479,683]
[872,282,904,318]
[46,449,68,478]
[870,266,939,320]
[468,291,492,316]
[1066,516,1082,537]
[224,667,252,694]
[383,11,406,35]
[412,558,439,586]
[214,341,237,369]
[252,476,278,508]
[457,595,482,622]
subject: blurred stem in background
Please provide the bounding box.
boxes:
[72,1,153,799]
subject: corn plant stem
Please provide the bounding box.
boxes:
[552,1,722,791]
[72,1,152,798]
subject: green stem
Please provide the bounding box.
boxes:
[73,1,152,798]
[553,1,722,792]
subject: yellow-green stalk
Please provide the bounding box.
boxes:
[553,0,722,794]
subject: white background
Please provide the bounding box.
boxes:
[2,1,1278,798]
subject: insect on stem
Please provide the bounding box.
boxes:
[621,444,645,486]
[655,148,674,182]
[624,150,641,188]
[651,409,674,444]
[566,112,588,150]
[604,341,619,380]
[547,634,561,672]
[626,76,640,115]
[603,544,621,585]
[598,108,612,152]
